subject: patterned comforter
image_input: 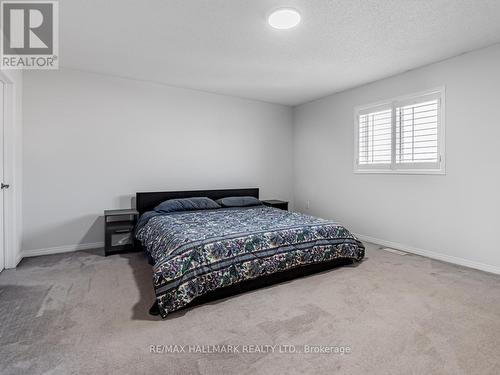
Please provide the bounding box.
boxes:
[136,206,365,317]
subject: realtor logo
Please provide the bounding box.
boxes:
[1,1,58,69]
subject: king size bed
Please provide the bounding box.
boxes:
[135,188,365,318]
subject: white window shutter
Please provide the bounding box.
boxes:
[358,108,392,166]
[395,99,439,165]
[354,88,444,174]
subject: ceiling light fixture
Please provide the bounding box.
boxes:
[268,8,301,30]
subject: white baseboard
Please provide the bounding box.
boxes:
[22,242,104,258]
[19,236,500,276]
[355,233,500,275]
[14,251,23,267]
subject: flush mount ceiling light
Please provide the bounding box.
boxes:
[268,8,301,30]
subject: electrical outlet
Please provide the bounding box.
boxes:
[306,200,310,209]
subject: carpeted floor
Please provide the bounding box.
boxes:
[1,243,500,375]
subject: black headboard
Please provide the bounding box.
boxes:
[136,188,259,216]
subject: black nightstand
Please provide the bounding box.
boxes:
[262,200,289,211]
[104,209,139,256]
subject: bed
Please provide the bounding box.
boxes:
[135,188,365,318]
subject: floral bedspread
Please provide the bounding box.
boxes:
[136,206,365,317]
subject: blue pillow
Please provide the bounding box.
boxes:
[155,197,220,213]
[216,196,262,207]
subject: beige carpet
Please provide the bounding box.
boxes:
[1,243,500,375]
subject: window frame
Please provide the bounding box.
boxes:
[353,87,446,175]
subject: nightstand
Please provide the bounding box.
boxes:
[104,209,139,256]
[262,200,288,211]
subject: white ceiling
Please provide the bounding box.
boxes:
[61,0,500,106]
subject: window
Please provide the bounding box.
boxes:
[354,88,445,174]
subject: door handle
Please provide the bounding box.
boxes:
[1,183,10,189]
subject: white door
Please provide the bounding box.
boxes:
[0,81,4,272]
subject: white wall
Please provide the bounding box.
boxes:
[293,44,500,272]
[22,69,293,253]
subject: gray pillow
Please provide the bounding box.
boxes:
[155,197,220,213]
[216,196,262,207]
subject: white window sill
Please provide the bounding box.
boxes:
[354,168,446,175]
